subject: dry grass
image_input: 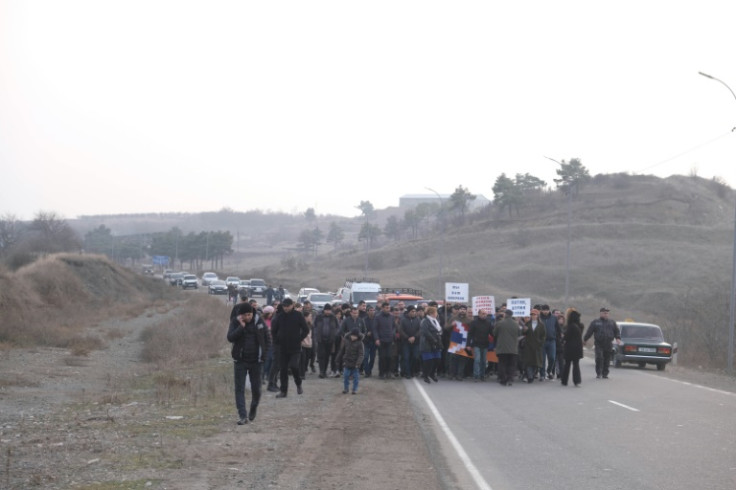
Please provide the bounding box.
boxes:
[0,253,180,349]
[139,294,228,367]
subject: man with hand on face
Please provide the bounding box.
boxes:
[227,303,268,425]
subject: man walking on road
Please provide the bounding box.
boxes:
[583,307,621,379]
[271,298,309,397]
[493,309,520,386]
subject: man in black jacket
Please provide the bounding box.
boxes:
[271,298,309,397]
[400,306,422,378]
[583,307,621,379]
[313,304,340,378]
[227,303,268,425]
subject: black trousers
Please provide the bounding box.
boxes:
[497,353,517,385]
[317,341,333,375]
[562,358,581,386]
[378,341,393,376]
[234,361,261,418]
[279,349,302,394]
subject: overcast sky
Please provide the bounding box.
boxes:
[2,1,735,221]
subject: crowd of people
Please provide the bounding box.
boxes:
[226,291,621,425]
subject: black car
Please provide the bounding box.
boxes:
[612,322,672,371]
[208,280,228,295]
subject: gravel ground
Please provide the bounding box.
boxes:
[0,306,458,490]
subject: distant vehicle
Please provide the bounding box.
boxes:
[163,269,174,280]
[201,272,218,286]
[249,278,267,297]
[208,280,228,295]
[141,264,155,275]
[307,292,333,312]
[169,272,185,286]
[342,278,382,308]
[181,274,199,290]
[225,276,241,287]
[612,322,672,371]
[377,288,424,309]
[298,288,320,303]
[238,279,251,296]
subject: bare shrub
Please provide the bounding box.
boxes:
[711,176,731,200]
[512,229,531,248]
[105,328,125,340]
[140,295,225,366]
[68,336,105,356]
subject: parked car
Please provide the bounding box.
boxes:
[208,280,228,295]
[306,292,333,312]
[249,278,267,297]
[612,322,673,371]
[298,287,320,303]
[201,272,218,286]
[181,274,199,290]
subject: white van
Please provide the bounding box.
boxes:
[343,279,381,308]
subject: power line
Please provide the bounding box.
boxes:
[637,131,733,173]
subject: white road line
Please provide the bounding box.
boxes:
[653,375,736,397]
[608,400,640,412]
[413,379,493,490]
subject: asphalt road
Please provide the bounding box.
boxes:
[407,357,736,490]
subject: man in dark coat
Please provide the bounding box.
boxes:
[583,307,621,379]
[313,303,340,378]
[227,303,268,424]
[493,309,520,386]
[468,308,493,381]
[271,298,309,397]
[372,302,396,379]
[399,305,422,378]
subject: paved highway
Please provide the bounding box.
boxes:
[407,357,736,490]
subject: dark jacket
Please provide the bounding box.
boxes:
[372,311,396,343]
[493,316,520,355]
[313,312,340,345]
[271,309,309,354]
[340,315,367,337]
[563,322,584,361]
[468,317,493,348]
[399,314,421,343]
[227,314,268,363]
[419,316,443,353]
[336,332,365,369]
[584,317,621,346]
[521,320,546,367]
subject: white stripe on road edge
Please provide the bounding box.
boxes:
[413,379,493,490]
[608,400,640,412]
[653,375,736,397]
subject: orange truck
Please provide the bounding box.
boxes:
[376,288,425,308]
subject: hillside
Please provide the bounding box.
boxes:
[36,172,736,369]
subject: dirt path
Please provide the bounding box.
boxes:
[0,306,459,490]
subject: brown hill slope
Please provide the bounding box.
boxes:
[0,254,179,347]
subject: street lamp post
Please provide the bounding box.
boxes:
[546,156,574,308]
[426,187,445,301]
[699,71,736,372]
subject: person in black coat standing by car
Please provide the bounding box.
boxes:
[227,303,268,425]
[271,298,309,398]
[561,308,584,387]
